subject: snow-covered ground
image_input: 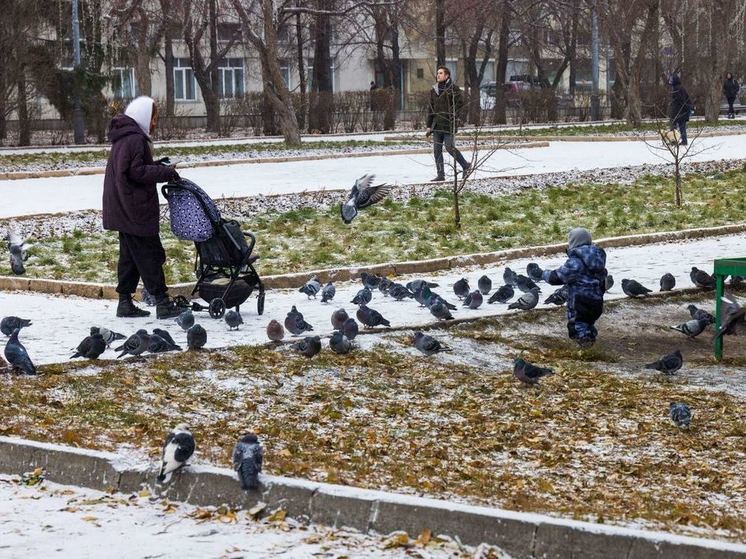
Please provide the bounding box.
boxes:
[2,232,742,366]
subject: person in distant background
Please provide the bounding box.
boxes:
[426,66,470,181]
[723,72,739,119]
[669,74,693,146]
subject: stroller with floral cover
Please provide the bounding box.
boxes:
[162,177,265,318]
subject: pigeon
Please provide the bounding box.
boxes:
[513,358,553,385]
[266,319,285,342]
[176,309,195,332]
[70,333,107,360]
[148,333,182,353]
[670,318,709,338]
[340,174,393,224]
[406,279,438,293]
[342,318,359,340]
[644,350,683,375]
[157,424,195,484]
[377,277,393,296]
[669,402,692,429]
[360,272,382,290]
[659,273,676,292]
[225,310,243,330]
[503,267,517,286]
[299,276,322,299]
[477,275,492,295]
[233,434,263,490]
[413,331,452,356]
[686,304,715,324]
[285,306,313,336]
[141,287,157,307]
[1,316,32,337]
[453,278,470,299]
[730,275,744,287]
[116,330,150,358]
[526,263,543,283]
[291,335,322,358]
[356,305,391,328]
[329,331,352,354]
[488,284,514,304]
[187,324,207,350]
[153,328,178,348]
[388,283,414,301]
[463,290,483,309]
[331,308,349,330]
[4,329,37,375]
[351,286,372,306]
[90,326,125,346]
[514,274,539,293]
[690,267,715,290]
[7,231,28,276]
[321,281,336,303]
[621,279,651,297]
[508,287,540,310]
[605,275,614,292]
[429,299,454,320]
[544,285,568,306]
[713,295,746,341]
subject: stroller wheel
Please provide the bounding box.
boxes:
[209,297,226,319]
[257,289,265,316]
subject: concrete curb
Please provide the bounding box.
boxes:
[0,142,548,181]
[0,436,742,559]
[2,222,745,299]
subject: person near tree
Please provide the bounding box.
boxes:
[723,72,739,119]
[669,74,693,146]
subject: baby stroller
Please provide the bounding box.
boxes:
[162,177,265,319]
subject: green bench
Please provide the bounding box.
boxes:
[713,257,746,360]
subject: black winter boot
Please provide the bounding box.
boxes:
[156,295,182,320]
[116,295,151,318]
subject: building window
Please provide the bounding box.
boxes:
[218,58,244,98]
[112,67,135,99]
[174,58,196,101]
[279,60,290,88]
[445,60,458,83]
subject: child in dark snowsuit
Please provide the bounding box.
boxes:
[542,228,607,347]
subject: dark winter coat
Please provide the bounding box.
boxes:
[102,114,176,236]
[543,242,607,318]
[723,77,739,101]
[669,76,693,124]
[426,79,465,133]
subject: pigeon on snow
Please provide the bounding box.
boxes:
[388,283,414,301]
[544,285,568,306]
[429,299,454,321]
[329,331,352,354]
[90,326,125,346]
[342,318,359,340]
[453,278,470,299]
[360,272,382,290]
[488,285,514,304]
[351,286,372,306]
[659,273,676,292]
[299,276,322,299]
[605,275,614,292]
[463,290,483,309]
[116,330,150,358]
[514,274,539,293]
[406,279,438,294]
[644,350,683,375]
[526,263,543,283]
[233,434,263,490]
[291,335,322,358]
[687,304,715,325]
[621,279,651,297]
[266,319,285,342]
[356,305,390,328]
[187,324,207,350]
[690,267,715,290]
[340,174,393,224]
[7,230,29,276]
[148,333,181,353]
[157,424,196,484]
[413,331,452,356]
[285,306,313,336]
[176,309,195,332]
[225,310,243,330]
[153,328,178,348]
[513,358,553,385]
[508,287,540,310]
[477,275,492,295]
[4,329,37,375]
[70,333,107,360]
[331,308,349,330]
[321,281,336,303]
[1,316,32,337]
[503,267,517,286]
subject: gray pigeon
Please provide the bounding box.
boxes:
[413,331,452,356]
[621,279,651,297]
[321,281,336,303]
[285,306,313,336]
[513,358,553,385]
[176,309,195,332]
[148,333,182,353]
[659,273,676,292]
[360,272,382,290]
[406,279,438,293]
[670,318,709,338]
[453,278,470,299]
[266,319,285,342]
[690,267,715,290]
[329,331,352,354]
[157,424,195,484]
[187,324,207,350]
[291,335,322,358]
[7,231,28,276]
[232,434,263,490]
[488,284,514,304]
[417,285,457,310]
[605,275,614,292]
[71,333,107,359]
[351,286,372,306]
[477,275,492,295]
[544,285,568,306]
[342,318,359,340]
[503,267,517,286]
[463,290,483,309]
[669,402,692,429]
[90,326,125,346]
[429,300,454,320]
[299,276,322,299]
[713,295,746,341]
[388,283,414,301]
[514,274,539,293]
[644,350,683,375]
[356,305,390,328]
[141,287,157,307]
[225,310,243,330]
[508,287,540,310]
[526,263,543,283]
[378,277,393,296]
[340,174,393,224]
[730,275,744,287]
[153,328,178,348]
[4,329,37,375]
[116,330,150,358]
[331,308,349,330]
[1,316,32,337]
[686,304,714,324]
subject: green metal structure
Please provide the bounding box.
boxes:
[713,257,746,360]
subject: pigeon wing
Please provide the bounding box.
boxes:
[356,182,392,209]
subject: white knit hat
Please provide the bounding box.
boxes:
[124,96,155,136]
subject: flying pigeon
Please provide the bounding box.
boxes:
[514,274,539,293]
[669,402,692,429]
[4,329,36,375]
[388,283,414,301]
[291,335,322,358]
[90,326,125,346]
[513,358,553,385]
[1,316,32,337]
[187,324,207,350]
[503,267,517,286]
[544,285,568,306]
[116,330,150,358]
[360,272,382,290]
[266,319,285,342]
[644,350,683,375]
[477,275,492,295]
[70,333,107,360]
[605,275,614,292]
[453,278,470,299]
[285,306,313,336]
[508,287,540,310]
[621,279,651,298]
[321,281,336,303]
[659,273,676,292]
[176,309,195,332]
[687,304,714,325]
[331,308,349,330]
[690,267,715,290]
[356,305,391,328]
[7,230,29,276]
[670,318,709,338]
[713,295,746,341]
[488,284,514,304]
[413,331,452,356]
[463,290,483,309]
[329,331,352,354]
[225,310,243,331]
[526,263,543,283]
[342,318,359,340]
[406,279,438,293]
[351,286,372,306]
[340,174,393,224]
[157,424,195,484]
[233,433,263,490]
[299,276,322,299]
[429,300,454,320]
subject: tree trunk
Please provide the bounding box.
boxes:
[435,0,446,67]
[295,7,306,131]
[261,64,277,135]
[309,0,333,133]
[164,27,175,117]
[493,0,511,124]
[452,185,461,228]
[17,68,30,146]
[0,68,6,140]
[207,0,221,133]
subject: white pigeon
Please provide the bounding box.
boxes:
[157,424,196,484]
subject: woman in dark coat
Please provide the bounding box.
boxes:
[669,74,693,146]
[723,72,739,119]
[103,95,182,319]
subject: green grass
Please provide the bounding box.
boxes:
[4,166,746,282]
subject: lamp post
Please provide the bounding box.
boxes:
[71,0,86,143]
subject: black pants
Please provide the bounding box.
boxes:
[116,232,168,299]
[432,130,469,177]
[727,97,736,115]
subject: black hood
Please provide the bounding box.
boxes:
[669,74,681,87]
[108,114,145,144]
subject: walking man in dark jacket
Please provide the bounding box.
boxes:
[426,66,471,182]
[723,72,739,119]
[669,74,693,146]
[542,228,607,348]
[103,95,182,319]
